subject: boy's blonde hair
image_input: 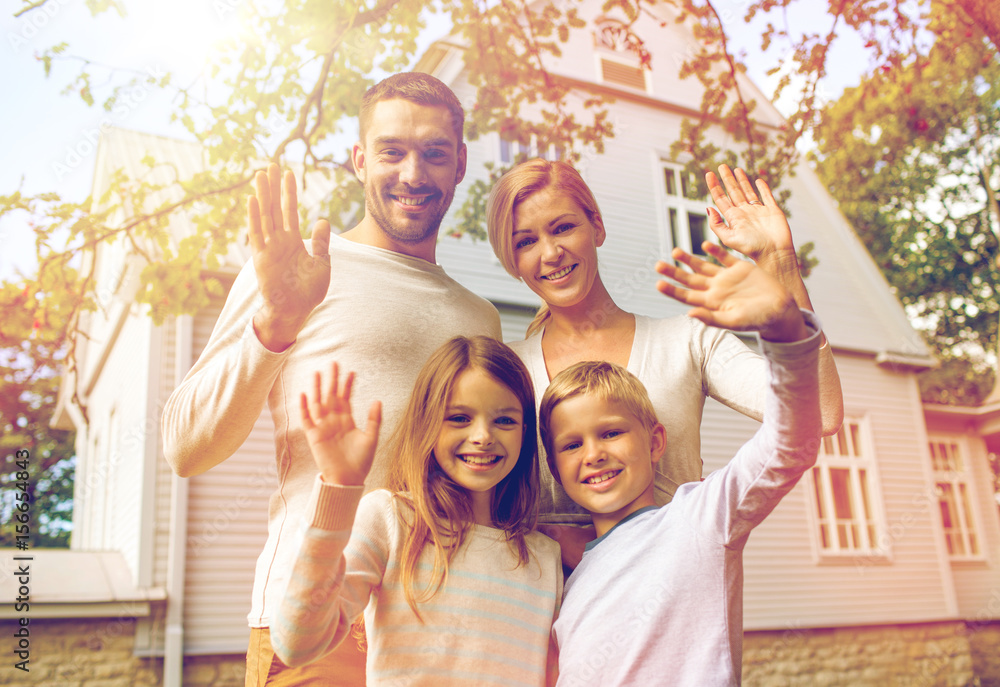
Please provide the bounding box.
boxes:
[539,361,658,482]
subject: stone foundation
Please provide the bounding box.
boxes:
[743,620,1000,687]
[3,617,997,685]
[0,617,243,686]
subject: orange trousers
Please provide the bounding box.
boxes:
[245,627,366,686]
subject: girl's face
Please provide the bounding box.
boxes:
[511,186,605,311]
[433,367,525,526]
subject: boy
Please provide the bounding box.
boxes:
[540,242,823,686]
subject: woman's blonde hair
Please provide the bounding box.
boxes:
[386,336,539,618]
[486,158,605,337]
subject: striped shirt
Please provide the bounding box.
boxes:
[273,480,562,685]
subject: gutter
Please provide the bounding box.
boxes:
[164,315,193,686]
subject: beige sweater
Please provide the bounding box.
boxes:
[273,483,562,685]
[161,234,502,626]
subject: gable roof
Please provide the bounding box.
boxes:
[416,1,934,363]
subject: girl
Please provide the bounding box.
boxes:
[272,336,562,686]
[486,159,843,543]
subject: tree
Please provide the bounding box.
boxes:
[0,320,75,548]
[812,11,999,405]
[5,0,1000,408]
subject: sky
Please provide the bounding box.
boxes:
[0,0,870,282]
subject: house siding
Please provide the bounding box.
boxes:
[693,354,954,630]
[180,296,274,653]
[70,304,155,586]
[740,355,953,629]
[61,0,996,670]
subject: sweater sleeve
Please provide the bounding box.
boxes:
[270,480,389,667]
[684,311,823,546]
[160,261,291,477]
[698,321,767,422]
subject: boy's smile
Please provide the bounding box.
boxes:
[550,395,666,537]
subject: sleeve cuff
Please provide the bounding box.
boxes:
[305,476,365,531]
[243,320,298,361]
[756,310,823,358]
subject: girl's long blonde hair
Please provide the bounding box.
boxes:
[486,158,605,337]
[387,336,539,618]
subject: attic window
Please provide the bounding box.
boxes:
[600,57,646,91]
[594,17,650,92]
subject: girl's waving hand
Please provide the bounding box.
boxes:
[301,362,382,486]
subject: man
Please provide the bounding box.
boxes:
[161,73,502,685]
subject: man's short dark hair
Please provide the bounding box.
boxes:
[359,72,465,145]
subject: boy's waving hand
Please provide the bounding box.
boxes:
[655,242,809,344]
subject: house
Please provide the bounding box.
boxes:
[2,1,997,685]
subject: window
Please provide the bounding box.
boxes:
[599,55,646,90]
[498,135,564,165]
[928,437,982,559]
[659,163,715,259]
[593,17,650,93]
[808,418,887,557]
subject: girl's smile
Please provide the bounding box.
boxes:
[433,367,525,525]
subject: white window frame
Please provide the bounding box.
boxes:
[928,435,985,561]
[656,161,717,261]
[805,416,890,561]
[496,134,564,166]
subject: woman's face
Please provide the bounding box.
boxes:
[511,186,606,311]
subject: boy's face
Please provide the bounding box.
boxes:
[549,393,666,537]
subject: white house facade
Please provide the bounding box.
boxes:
[2,2,998,685]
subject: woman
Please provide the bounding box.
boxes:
[486,159,843,536]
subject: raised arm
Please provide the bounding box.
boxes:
[701,165,843,434]
[657,244,823,542]
[161,164,332,477]
[271,363,382,667]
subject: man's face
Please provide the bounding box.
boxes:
[352,98,467,250]
[549,393,665,537]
